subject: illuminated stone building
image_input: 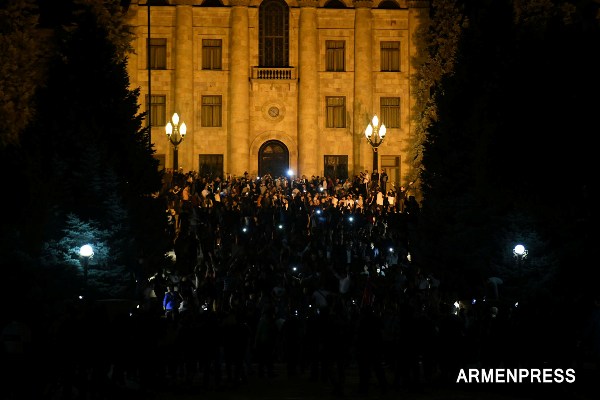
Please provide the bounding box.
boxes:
[125,0,428,185]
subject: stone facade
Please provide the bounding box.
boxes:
[125,0,428,186]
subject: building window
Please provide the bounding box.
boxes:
[380,97,400,128]
[380,41,400,72]
[199,154,224,178]
[326,96,346,128]
[326,40,345,72]
[324,0,347,8]
[378,0,401,9]
[202,39,222,70]
[200,0,224,6]
[145,95,166,127]
[147,38,167,70]
[324,155,348,181]
[201,95,222,127]
[259,0,289,67]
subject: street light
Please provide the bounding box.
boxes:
[364,114,387,173]
[165,112,187,171]
[79,244,94,292]
[513,244,527,259]
[513,244,527,279]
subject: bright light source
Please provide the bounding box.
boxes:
[242,227,247,232]
[514,244,526,255]
[349,216,354,222]
[372,114,379,127]
[79,244,94,258]
[513,244,528,259]
[287,169,293,177]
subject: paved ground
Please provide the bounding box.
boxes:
[126,362,597,400]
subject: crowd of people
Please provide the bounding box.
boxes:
[3,169,598,400]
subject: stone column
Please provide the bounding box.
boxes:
[228,1,250,176]
[174,4,194,171]
[298,0,320,178]
[353,1,373,177]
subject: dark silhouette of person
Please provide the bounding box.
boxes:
[355,305,387,395]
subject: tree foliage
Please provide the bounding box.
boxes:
[413,0,599,301]
[40,214,132,298]
[0,0,46,147]
[2,0,168,301]
[409,0,467,190]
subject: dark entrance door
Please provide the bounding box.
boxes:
[258,140,289,178]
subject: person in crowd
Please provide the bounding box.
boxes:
[254,305,277,378]
[163,285,183,322]
[370,170,379,192]
[379,169,388,193]
[356,305,387,395]
[36,169,588,399]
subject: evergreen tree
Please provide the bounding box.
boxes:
[414,0,599,301]
[0,0,44,147]
[410,0,466,189]
[14,0,167,299]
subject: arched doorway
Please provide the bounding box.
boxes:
[258,140,289,178]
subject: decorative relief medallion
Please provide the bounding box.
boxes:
[263,102,285,122]
[268,107,280,118]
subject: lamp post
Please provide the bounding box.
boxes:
[364,114,387,173]
[79,244,94,292]
[165,112,187,171]
[513,244,527,279]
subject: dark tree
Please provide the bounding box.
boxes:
[414,0,599,301]
[4,0,169,300]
